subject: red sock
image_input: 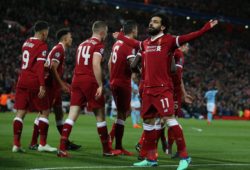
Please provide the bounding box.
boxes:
[13,117,23,147]
[60,119,73,151]
[115,120,124,149]
[109,123,116,143]
[97,121,110,153]
[170,125,188,158]
[30,118,39,146]
[167,127,175,148]
[38,118,49,146]
[139,131,145,145]
[56,120,64,135]
[141,128,158,161]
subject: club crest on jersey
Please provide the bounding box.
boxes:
[42,50,47,56]
[55,52,60,58]
[156,46,161,51]
[100,48,104,54]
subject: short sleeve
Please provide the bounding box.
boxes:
[94,43,105,57]
[37,44,48,61]
[51,48,63,64]
[126,48,136,60]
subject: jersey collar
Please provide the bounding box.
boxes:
[150,32,164,42]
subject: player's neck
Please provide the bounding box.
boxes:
[59,41,66,51]
[34,33,44,41]
[125,34,134,39]
[150,32,164,41]
[91,34,102,41]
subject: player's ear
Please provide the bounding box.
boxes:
[161,25,166,31]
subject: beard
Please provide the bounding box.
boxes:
[148,26,161,36]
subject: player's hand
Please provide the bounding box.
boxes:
[38,86,46,99]
[62,83,70,94]
[184,93,193,104]
[95,86,103,100]
[112,32,120,39]
[209,19,218,28]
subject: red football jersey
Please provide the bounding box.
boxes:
[17,37,48,89]
[142,33,177,91]
[47,43,65,88]
[172,49,184,89]
[73,37,104,83]
[110,40,136,86]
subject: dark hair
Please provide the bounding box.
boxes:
[92,21,107,33]
[34,21,49,32]
[151,12,169,33]
[123,20,137,35]
[56,28,70,41]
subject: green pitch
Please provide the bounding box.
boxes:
[0,112,250,170]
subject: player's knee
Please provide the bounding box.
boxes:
[143,118,155,125]
[40,109,50,117]
[16,110,26,119]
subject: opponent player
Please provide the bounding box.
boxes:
[108,20,138,156]
[204,85,218,124]
[113,13,218,169]
[29,28,81,151]
[13,21,57,153]
[57,21,121,157]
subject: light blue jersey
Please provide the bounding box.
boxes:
[205,90,218,104]
[131,80,140,103]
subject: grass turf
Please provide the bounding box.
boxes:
[0,112,250,170]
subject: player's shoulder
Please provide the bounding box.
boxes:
[162,34,176,41]
[54,43,64,52]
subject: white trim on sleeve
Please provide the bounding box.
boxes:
[93,52,102,57]
[127,55,136,60]
[37,58,46,61]
[176,64,183,68]
[52,58,60,63]
[176,36,180,47]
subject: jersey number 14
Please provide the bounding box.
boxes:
[77,46,91,65]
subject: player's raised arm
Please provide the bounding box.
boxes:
[93,52,103,99]
[113,32,142,50]
[176,20,218,47]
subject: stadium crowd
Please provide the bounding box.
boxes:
[0,0,249,116]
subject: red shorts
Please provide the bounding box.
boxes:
[110,84,131,113]
[14,87,50,111]
[47,87,62,108]
[70,80,104,110]
[141,88,174,119]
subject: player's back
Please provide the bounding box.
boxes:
[110,40,135,86]
[17,37,48,89]
[73,37,104,83]
[205,90,218,103]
